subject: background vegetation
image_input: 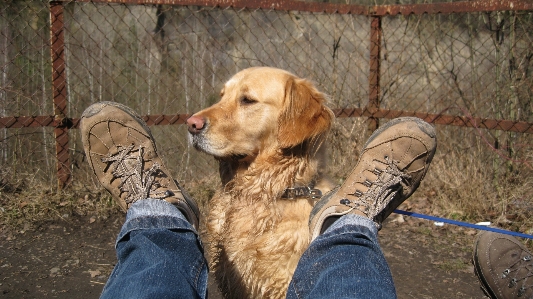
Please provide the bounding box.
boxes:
[0,0,532,236]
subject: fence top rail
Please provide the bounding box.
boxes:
[55,0,533,15]
[62,0,368,14]
[371,0,533,15]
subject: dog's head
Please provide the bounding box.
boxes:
[187,67,334,160]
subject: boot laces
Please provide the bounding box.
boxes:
[502,255,533,297]
[101,144,173,205]
[340,156,410,219]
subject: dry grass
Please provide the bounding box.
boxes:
[0,178,119,230]
[0,166,218,230]
[419,126,533,236]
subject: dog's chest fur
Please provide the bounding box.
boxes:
[206,153,331,299]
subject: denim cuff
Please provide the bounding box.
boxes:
[116,199,195,247]
[324,213,378,236]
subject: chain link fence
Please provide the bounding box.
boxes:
[1,0,533,227]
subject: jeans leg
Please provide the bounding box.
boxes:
[100,199,208,299]
[287,214,396,299]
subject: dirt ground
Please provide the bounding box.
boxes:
[0,210,488,299]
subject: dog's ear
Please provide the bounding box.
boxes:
[278,77,334,148]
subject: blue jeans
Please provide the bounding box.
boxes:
[100,199,396,299]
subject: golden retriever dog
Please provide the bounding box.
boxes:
[187,67,335,299]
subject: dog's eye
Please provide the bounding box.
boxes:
[240,97,256,105]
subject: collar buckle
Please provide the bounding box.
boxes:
[281,186,322,200]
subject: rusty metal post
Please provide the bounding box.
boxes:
[368,15,382,134]
[50,2,71,189]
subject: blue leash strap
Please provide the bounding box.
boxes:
[393,209,533,240]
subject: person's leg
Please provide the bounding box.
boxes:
[80,102,206,299]
[472,231,533,299]
[101,199,207,299]
[289,117,437,299]
[287,214,395,299]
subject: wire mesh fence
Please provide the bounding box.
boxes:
[1,0,533,227]
[381,12,533,121]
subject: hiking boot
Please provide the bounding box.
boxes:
[80,101,200,230]
[473,231,533,299]
[309,117,437,241]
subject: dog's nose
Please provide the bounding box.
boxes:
[187,115,206,134]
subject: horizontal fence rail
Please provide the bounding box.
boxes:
[0,0,532,189]
[54,0,533,15]
[4,108,533,134]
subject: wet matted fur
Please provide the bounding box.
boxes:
[187,67,335,298]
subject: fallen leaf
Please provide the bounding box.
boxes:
[464,229,476,236]
[89,217,96,224]
[50,267,60,274]
[390,214,405,223]
[88,270,101,278]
